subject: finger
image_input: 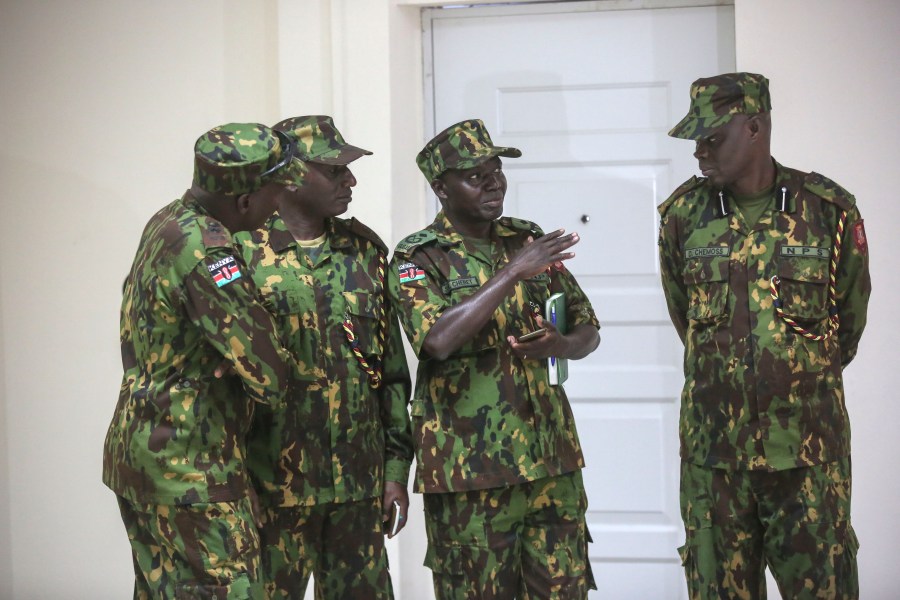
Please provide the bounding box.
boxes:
[550,232,579,252]
[551,251,576,262]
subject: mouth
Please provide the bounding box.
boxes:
[699,164,715,177]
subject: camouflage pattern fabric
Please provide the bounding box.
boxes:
[103,194,292,506]
[273,114,373,165]
[388,211,600,494]
[117,495,264,599]
[258,497,394,599]
[234,213,413,507]
[679,459,859,599]
[193,122,293,196]
[657,162,870,472]
[423,471,596,600]
[416,119,522,182]
[668,72,772,141]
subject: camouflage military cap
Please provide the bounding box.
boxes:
[193,123,295,195]
[273,115,372,166]
[668,72,772,140]
[416,119,522,183]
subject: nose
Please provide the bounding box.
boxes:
[693,140,708,159]
[484,171,502,190]
[342,167,357,188]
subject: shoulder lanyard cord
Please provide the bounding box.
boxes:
[769,210,848,341]
[341,251,387,388]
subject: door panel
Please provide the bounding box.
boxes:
[427,3,735,598]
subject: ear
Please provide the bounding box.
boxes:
[746,115,761,140]
[235,192,253,215]
[431,178,448,200]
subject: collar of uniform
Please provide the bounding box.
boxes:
[430,211,467,247]
[715,158,798,219]
[431,210,516,246]
[326,218,355,250]
[266,213,296,253]
[770,159,798,214]
[267,214,353,253]
[494,218,527,238]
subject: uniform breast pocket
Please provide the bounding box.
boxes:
[682,258,729,322]
[262,288,307,316]
[775,257,829,321]
[342,291,381,356]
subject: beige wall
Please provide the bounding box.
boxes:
[0,1,897,598]
[0,1,286,596]
[736,2,900,597]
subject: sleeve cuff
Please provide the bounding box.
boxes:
[384,459,411,485]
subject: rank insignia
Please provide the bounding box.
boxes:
[398,262,426,284]
[207,256,242,287]
[853,220,868,255]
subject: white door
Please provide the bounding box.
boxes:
[424,3,735,598]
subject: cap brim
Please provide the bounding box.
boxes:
[464,146,523,168]
[668,115,734,140]
[493,146,522,159]
[305,145,373,166]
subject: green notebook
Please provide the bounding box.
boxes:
[546,292,567,386]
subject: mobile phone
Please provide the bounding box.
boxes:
[517,328,547,343]
[388,500,402,537]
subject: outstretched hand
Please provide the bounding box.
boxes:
[509,229,579,280]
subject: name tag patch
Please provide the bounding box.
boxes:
[398,262,426,284]
[779,246,830,259]
[441,277,479,294]
[207,256,242,287]
[685,247,729,260]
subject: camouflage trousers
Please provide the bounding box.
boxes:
[117,495,264,599]
[423,471,596,600]
[679,458,859,600]
[258,496,394,599]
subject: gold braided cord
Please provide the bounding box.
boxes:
[342,251,387,388]
[769,210,847,341]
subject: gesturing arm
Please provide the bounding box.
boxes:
[423,229,580,361]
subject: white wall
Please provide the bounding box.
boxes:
[0,0,897,598]
[736,2,900,597]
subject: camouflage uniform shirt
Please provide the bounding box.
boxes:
[389,212,600,493]
[103,194,292,505]
[658,161,871,471]
[235,213,413,507]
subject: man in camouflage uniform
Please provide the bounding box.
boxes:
[389,119,601,599]
[658,73,871,599]
[234,115,413,599]
[103,123,303,599]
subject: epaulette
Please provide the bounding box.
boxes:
[394,229,437,255]
[200,218,231,249]
[658,176,706,217]
[344,217,388,253]
[803,172,856,211]
[499,216,544,237]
